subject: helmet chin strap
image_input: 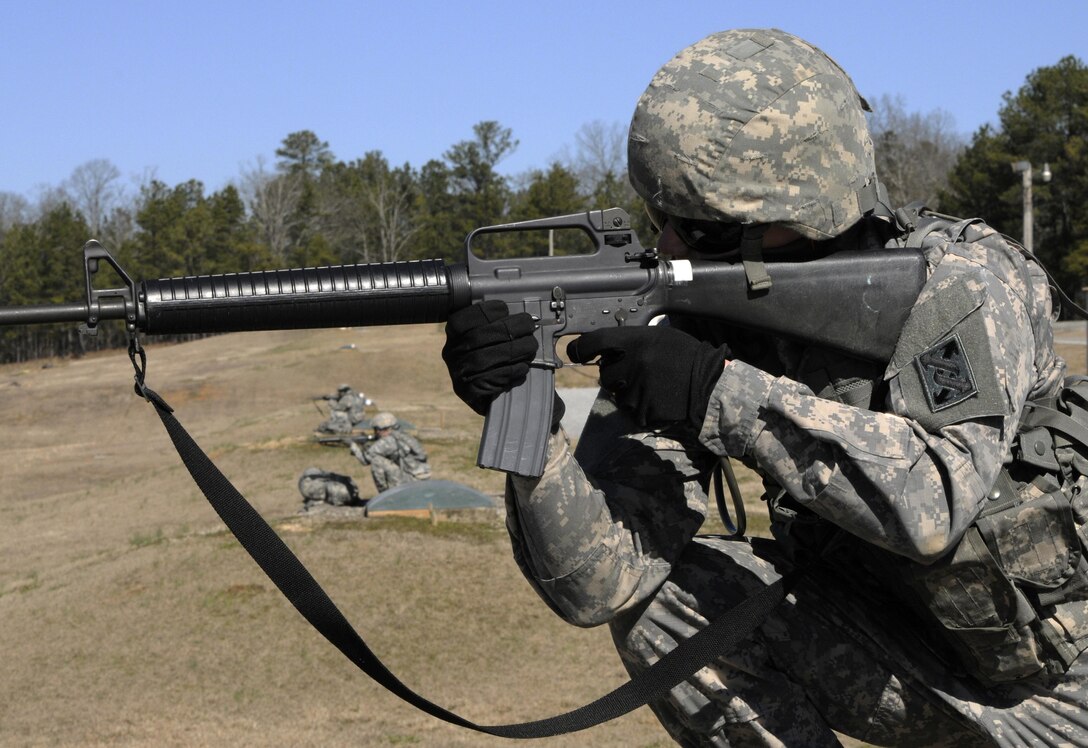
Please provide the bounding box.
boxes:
[740,224,772,293]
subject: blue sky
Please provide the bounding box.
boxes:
[3,0,1085,200]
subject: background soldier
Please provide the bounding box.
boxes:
[442,28,1088,747]
[297,466,362,509]
[315,383,373,434]
[348,411,431,493]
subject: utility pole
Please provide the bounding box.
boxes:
[1011,160,1052,252]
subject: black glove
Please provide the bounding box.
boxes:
[442,300,540,416]
[566,326,729,428]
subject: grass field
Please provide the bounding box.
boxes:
[3,321,1085,747]
[0,324,683,747]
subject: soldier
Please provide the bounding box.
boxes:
[442,28,1088,747]
[348,411,431,493]
[297,466,361,508]
[315,384,373,433]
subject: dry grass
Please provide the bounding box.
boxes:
[0,325,673,747]
[5,323,1079,747]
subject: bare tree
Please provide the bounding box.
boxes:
[365,165,419,262]
[315,155,420,265]
[239,156,302,263]
[100,204,138,251]
[30,184,72,221]
[559,120,627,195]
[868,94,967,209]
[0,191,30,233]
[65,159,123,238]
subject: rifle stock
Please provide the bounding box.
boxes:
[0,208,927,477]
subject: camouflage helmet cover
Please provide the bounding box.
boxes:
[628,28,878,240]
[371,411,397,429]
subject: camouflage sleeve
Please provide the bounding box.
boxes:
[398,433,428,459]
[505,398,717,626]
[348,440,369,464]
[701,234,1064,563]
[362,434,398,462]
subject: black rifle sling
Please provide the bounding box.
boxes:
[130,354,795,738]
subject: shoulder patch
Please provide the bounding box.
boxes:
[914,334,978,412]
[889,274,1009,431]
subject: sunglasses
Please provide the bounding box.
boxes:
[645,205,745,256]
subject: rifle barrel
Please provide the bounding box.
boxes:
[0,300,125,326]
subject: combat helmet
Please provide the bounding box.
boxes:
[371,411,398,430]
[628,28,882,243]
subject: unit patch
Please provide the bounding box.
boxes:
[914,334,978,412]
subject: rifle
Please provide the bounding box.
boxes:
[314,433,377,447]
[0,207,926,478]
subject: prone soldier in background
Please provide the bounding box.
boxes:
[349,411,431,493]
[443,28,1088,747]
[297,467,362,509]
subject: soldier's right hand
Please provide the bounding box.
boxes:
[442,300,538,416]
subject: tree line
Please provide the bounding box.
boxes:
[1,54,1085,363]
[0,119,644,361]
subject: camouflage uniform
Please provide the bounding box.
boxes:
[317,385,371,432]
[317,409,355,435]
[298,467,361,507]
[351,431,431,493]
[337,389,370,423]
[499,28,1088,748]
[506,218,1088,746]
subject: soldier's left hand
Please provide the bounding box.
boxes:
[442,300,539,416]
[567,326,730,428]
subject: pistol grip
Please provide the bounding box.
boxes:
[477,366,554,477]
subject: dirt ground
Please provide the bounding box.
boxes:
[3,321,1085,747]
[0,325,678,747]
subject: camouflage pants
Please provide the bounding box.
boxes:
[610,537,1088,747]
[318,411,354,434]
[298,469,359,506]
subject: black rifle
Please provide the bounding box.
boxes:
[0,207,926,478]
